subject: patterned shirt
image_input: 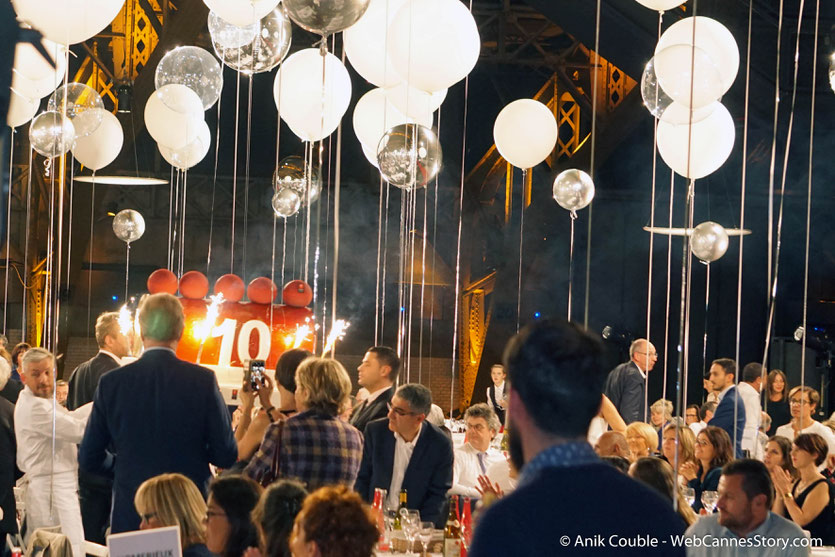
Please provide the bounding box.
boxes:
[244,409,363,491]
[519,441,599,487]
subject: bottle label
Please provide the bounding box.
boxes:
[444,538,461,557]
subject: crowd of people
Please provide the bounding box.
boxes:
[0,292,831,556]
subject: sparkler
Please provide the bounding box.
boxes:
[117,304,132,336]
[195,293,224,362]
[321,319,350,356]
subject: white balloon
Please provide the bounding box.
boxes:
[159,121,211,170]
[6,89,40,128]
[11,58,66,100]
[493,99,557,169]
[385,83,446,120]
[203,0,280,27]
[12,0,125,45]
[654,45,723,109]
[144,85,204,150]
[634,0,686,10]
[361,142,379,168]
[656,16,739,95]
[274,49,352,142]
[657,102,735,179]
[13,37,65,82]
[72,109,123,170]
[387,0,480,92]
[344,0,406,88]
[352,88,431,152]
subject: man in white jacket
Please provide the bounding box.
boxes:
[15,348,92,557]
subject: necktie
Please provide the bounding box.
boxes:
[477,452,487,474]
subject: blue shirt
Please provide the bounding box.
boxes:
[519,441,599,485]
[683,512,810,557]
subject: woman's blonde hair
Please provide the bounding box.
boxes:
[663,423,697,469]
[134,473,206,549]
[295,357,352,416]
[626,422,658,455]
[650,399,673,422]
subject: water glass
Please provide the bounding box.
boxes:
[701,490,719,513]
[417,521,434,556]
[682,487,695,507]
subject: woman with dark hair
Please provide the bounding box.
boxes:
[629,457,697,526]
[206,476,262,557]
[764,435,797,480]
[289,486,378,557]
[10,342,30,382]
[766,369,790,435]
[772,433,835,544]
[250,480,308,557]
[679,426,733,513]
[273,349,312,416]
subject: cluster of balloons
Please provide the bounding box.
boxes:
[272,156,321,218]
[690,221,729,263]
[640,17,739,179]
[207,2,292,74]
[112,209,146,245]
[146,46,223,170]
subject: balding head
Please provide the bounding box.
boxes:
[595,431,633,459]
[629,338,657,372]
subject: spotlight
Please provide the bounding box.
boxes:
[793,325,834,353]
[793,326,805,342]
[601,325,633,344]
[117,82,133,113]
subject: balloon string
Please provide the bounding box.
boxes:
[567,210,576,320]
[125,242,130,301]
[85,172,95,342]
[206,83,222,276]
[418,168,429,382]
[64,158,74,333]
[516,168,526,332]
[381,182,390,345]
[171,171,180,276]
[672,178,695,427]
[396,185,406,359]
[428,106,441,376]
[407,185,418,379]
[702,263,710,385]
[330,75,344,358]
[242,74,253,280]
[765,0,785,309]
[584,0,602,328]
[374,176,384,346]
[231,58,241,275]
[4,129,13,334]
[180,170,188,277]
[21,148,32,343]
[662,170,674,403]
[167,166,173,270]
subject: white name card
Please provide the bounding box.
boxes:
[107,526,182,557]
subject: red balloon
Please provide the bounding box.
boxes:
[214,274,245,302]
[147,268,178,295]
[247,277,278,305]
[283,279,313,307]
[180,270,209,299]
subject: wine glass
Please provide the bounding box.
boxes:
[400,509,420,556]
[682,487,695,507]
[701,490,719,513]
[417,521,434,556]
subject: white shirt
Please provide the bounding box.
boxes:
[450,442,505,497]
[486,382,506,411]
[387,424,423,510]
[14,386,92,477]
[485,458,517,494]
[97,349,123,366]
[364,385,391,405]
[775,420,835,458]
[689,421,707,436]
[737,382,761,454]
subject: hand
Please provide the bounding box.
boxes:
[256,373,275,409]
[475,475,504,498]
[239,378,255,410]
[679,461,698,483]
[771,467,791,497]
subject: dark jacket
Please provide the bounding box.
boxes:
[354,418,453,526]
[0,378,22,405]
[603,361,646,424]
[78,348,238,533]
[0,396,21,535]
[67,351,121,410]
[349,386,393,434]
[710,386,746,458]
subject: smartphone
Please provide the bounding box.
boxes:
[249,359,266,392]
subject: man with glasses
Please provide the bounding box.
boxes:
[603,339,658,423]
[355,383,453,526]
[451,403,505,497]
[775,386,835,457]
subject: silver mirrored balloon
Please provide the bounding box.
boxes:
[155,46,223,110]
[376,124,442,189]
[47,83,104,137]
[112,209,146,244]
[552,169,595,212]
[690,221,729,263]
[283,0,370,36]
[273,155,321,206]
[640,56,716,126]
[29,111,75,158]
[272,187,302,218]
[213,6,292,74]
[208,11,259,49]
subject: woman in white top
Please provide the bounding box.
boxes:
[775,386,835,458]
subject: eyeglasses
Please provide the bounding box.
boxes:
[695,439,712,447]
[140,512,157,523]
[789,399,810,406]
[635,351,658,357]
[203,510,227,522]
[387,402,417,417]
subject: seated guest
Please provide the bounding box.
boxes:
[56,379,69,407]
[775,386,835,457]
[355,383,454,526]
[625,421,658,461]
[629,457,697,526]
[594,431,633,460]
[350,346,399,433]
[684,459,809,557]
[772,433,835,545]
[0,356,21,404]
[290,485,378,557]
[206,475,262,557]
[251,480,308,557]
[602,456,631,474]
[246,358,362,490]
[660,423,697,483]
[469,321,686,557]
[9,342,30,382]
[689,401,714,436]
[451,403,505,497]
[708,358,746,458]
[685,404,701,428]
[134,473,212,557]
[766,369,790,435]
[764,435,797,480]
[680,426,733,513]
[650,398,673,449]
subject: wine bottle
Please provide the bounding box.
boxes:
[393,489,407,530]
[443,495,461,557]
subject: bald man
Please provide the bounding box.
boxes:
[594,431,633,460]
[603,339,658,424]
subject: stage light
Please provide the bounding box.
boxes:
[534,312,541,319]
[117,82,133,113]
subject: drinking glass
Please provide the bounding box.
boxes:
[682,487,695,507]
[417,522,434,556]
[701,490,719,513]
[400,509,420,556]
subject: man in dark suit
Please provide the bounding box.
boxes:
[350,346,399,433]
[603,338,657,424]
[79,293,238,533]
[0,357,21,404]
[0,395,21,549]
[355,383,453,526]
[66,311,130,544]
[707,358,746,458]
[469,321,686,557]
